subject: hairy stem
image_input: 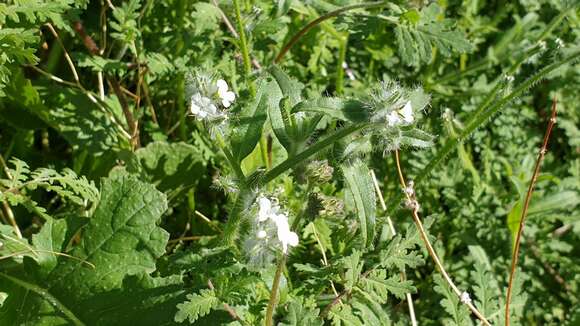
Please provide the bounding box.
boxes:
[232,0,255,96]
[265,254,286,326]
[262,123,366,184]
[394,150,491,326]
[505,99,557,326]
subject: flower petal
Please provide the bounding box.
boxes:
[216,79,228,93]
[401,101,414,123]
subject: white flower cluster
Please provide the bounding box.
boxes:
[189,77,236,121]
[370,80,419,128]
[255,196,299,253]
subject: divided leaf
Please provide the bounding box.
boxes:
[395,4,473,67]
[175,289,220,323]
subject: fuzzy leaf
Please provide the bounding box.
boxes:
[231,78,282,163]
[342,160,376,247]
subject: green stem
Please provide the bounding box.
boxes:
[224,124,364,245]
[232,0,255,96]
[264,254,286,326]
[435,8,570,86]
[177,74,187,141]
[0,272,85,326]
[223,189,255,246]
[262,123,366,184]
[216,133,246,183]
[335,35,348,95]
[274,1,385,64]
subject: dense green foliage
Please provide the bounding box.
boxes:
[0,0,579,325]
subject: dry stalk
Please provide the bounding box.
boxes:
[505,98,557,325]
[394,150,491,326]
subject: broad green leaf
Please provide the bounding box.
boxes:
[120,141,206,196]
[46,174,169,301]
[0,174,170,325]
[342,161,376,247]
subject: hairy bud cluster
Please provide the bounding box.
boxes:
[306,160,334,184]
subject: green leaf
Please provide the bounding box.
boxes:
[0,174,170,325]
[394,4,473,67]
[471,263,499,319]
[231,78,282,163]
[118,141,206,198]
[268,65,303,106]
[360,269,415,300]
[292,97,370,123]
[46,173,169,301]
[342,160,376,247]
[280,298,323,326]
[433,275,472,326]
[175,289,219,323]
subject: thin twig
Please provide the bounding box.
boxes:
[265,254,286,326]
[394,150,491,326]
[274,1,384,64]
[505,98,558,326]
[45,23,80,85]
[109,78,140,149]
[370,169,417,326]
[0,154,22,238]
[194,210,222,233]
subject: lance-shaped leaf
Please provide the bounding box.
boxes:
[342,161,376,247]
[230,78,282,163]
[292,97,370,123]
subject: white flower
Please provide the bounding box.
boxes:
[387,101,414,127]
[190,93,219,119]
[257,196,274,222]
[255,196,299,253]
[555,38,565,49]
[216,79,236,108]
